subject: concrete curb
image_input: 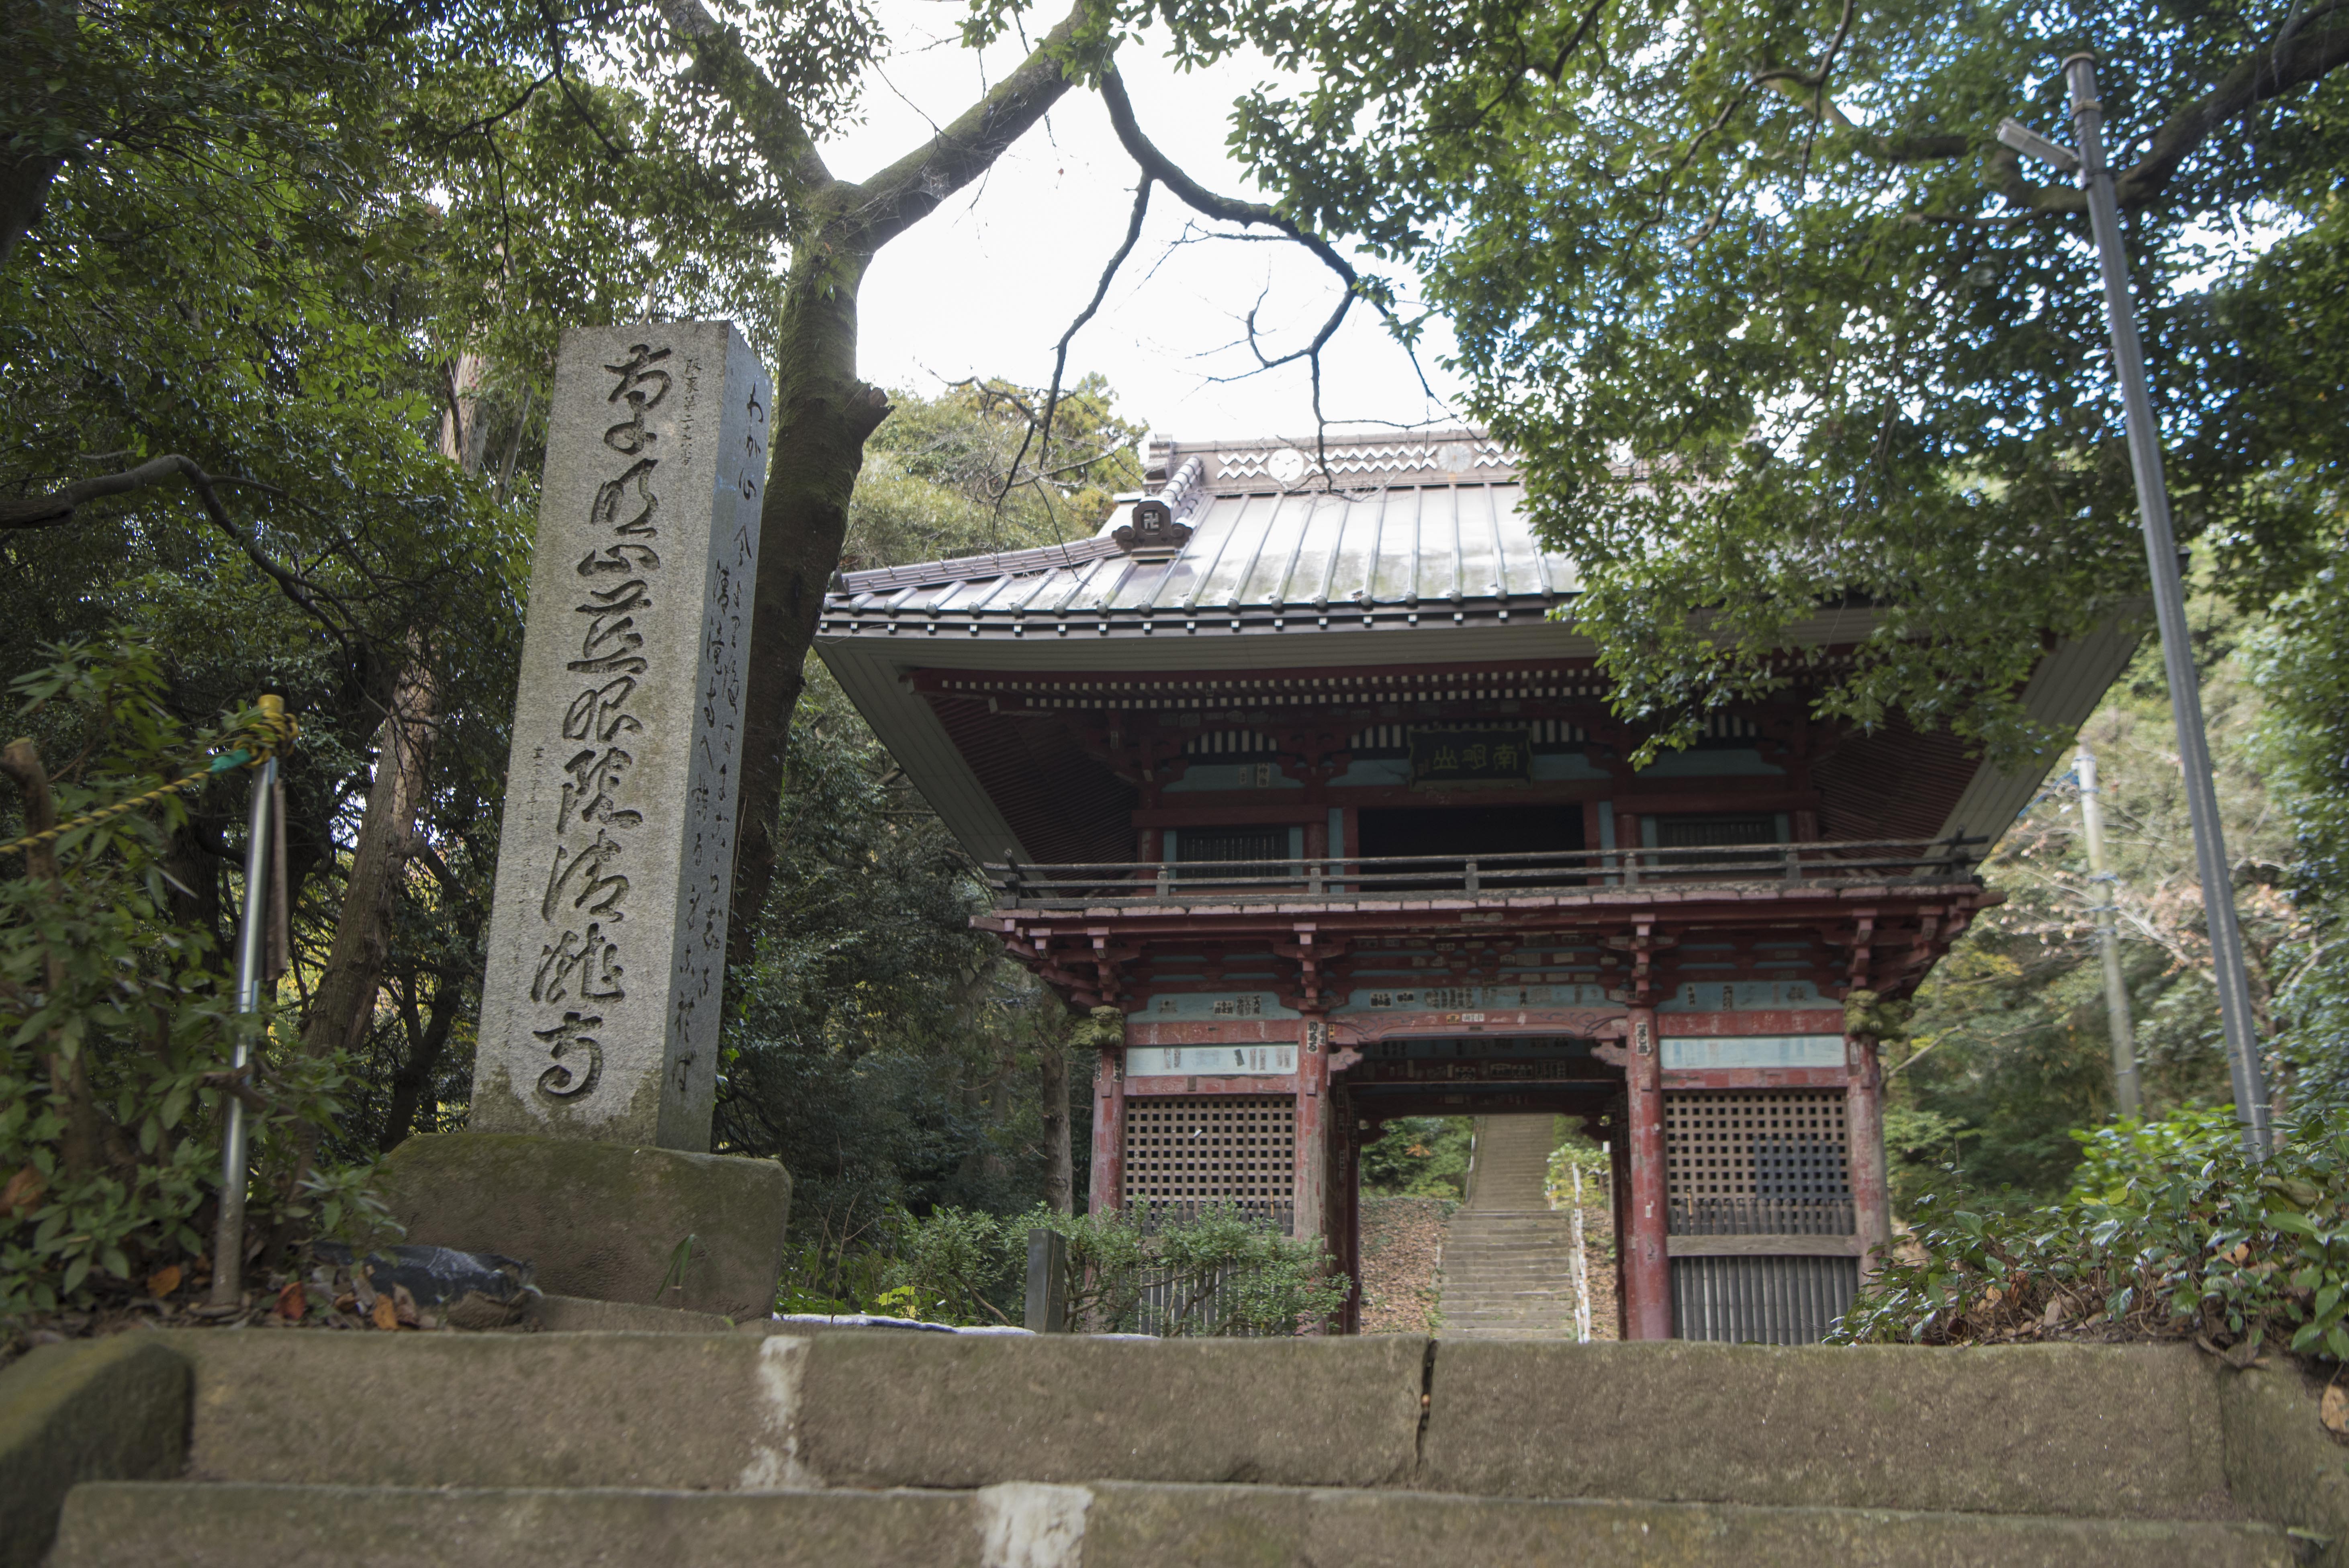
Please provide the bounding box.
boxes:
[0,1334,190,1568]
[169,1329,1430,1493]
[1421,1339,2231,1518]
[2221,1360,2349,1567]
[49,1480,2298,1568]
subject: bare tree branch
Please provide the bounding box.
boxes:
[1099,70,1439,468]
[0,454,345,633]
[998,176,1153,517]
[1873,19,2349,215]
[666,0,835,202]
[845,4,1094,252]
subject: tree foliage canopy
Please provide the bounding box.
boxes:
[1086,0,2349,758]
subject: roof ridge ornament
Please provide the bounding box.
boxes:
[1114,495,1192,556]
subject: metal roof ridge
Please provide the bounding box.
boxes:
[836,534,1124,596]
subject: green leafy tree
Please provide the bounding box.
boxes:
[1889,600,2301,1199]
[714,382,1147,1291]
[1103,0,2349,760]
[1361,1116,1474,1198]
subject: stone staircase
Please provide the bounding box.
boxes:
[1439,1115,1581,1339]
[16,1324,2342,1566]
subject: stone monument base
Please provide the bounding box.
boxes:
[374,1135,790,1321]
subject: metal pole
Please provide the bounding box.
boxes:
[1570,1160,1592,1343]
[208,754,277,1306]
[2076,744,2142,1118]
[2062,54,2269,1157]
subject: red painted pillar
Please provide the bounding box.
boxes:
[1848,1036,1891,1277]
[1090,1043,1125,1215]
[1293,1017,1329,1239]
[1623,1006,1672,1339]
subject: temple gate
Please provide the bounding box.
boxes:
[816,430,2133,1340]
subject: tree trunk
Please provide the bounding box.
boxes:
[298,658,437,1068]
[1041,1040,1073,1214]
[0,149,64,272]
[727,241,891,969]
[440,351,490,470]
[379,964,463,1151]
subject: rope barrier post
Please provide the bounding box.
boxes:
[209,699,285,1306]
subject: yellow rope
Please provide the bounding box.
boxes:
[1,696,298,859]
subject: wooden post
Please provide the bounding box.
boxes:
[1293,1017,1329,1239]
[1623,1006,1672,1339]
[1090,1044,1125,1215]
[1025,1227,1069,1332]
[1848,1036,1891,1278]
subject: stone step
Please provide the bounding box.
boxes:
[145,1331,2239,1521]
[1440,1260,1576,1272]
[49,1480,2296,1568]
[1441,1277,1576,1287]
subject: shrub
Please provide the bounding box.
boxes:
[1834,1106,2349,1359]
[862,1202,1351,1336]
[1,640,359,1317]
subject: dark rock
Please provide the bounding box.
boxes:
[313,1242,537,1322]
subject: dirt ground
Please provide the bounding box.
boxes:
[1357,1196,1450,1334]
[1567,1194,1621,1341]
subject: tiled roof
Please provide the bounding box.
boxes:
[819,430,1572,642]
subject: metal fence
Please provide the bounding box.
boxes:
[1672,1256,1860,1346]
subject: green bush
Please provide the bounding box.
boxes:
[1,641,362,1317]
[1835,1107,2349,1358]
[854,1202,1351,1336]
[1361,1116,1472,1198]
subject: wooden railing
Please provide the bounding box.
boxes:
[983,835,1985,910]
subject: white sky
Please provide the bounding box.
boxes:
[815,0,1470,444]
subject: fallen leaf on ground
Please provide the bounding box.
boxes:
[275,1280,307,1320]
[1,1165,44,1220]
[392,1283,419,1327]
[147,1264,183,1299]
[371,1294,399,1332]
[2322,1383,2349,1437]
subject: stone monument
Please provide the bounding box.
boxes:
[376,323,791,1317]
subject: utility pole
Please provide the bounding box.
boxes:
[1998,56,2270,1158]
[2076,744,2141,1118]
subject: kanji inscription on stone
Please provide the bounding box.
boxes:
[474,322,769,1149]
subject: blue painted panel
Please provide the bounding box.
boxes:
[1531,752,1610,781]
[1631,748,1786,779]
[1658,979,1830,1012]
[1128,1043,1296,1075]
[1335,982,1615,1014]
[1137,991,1301,1021]
[1329,758,1413,787]
[1165,762,1305,792]
[1662,1036,1846,1070]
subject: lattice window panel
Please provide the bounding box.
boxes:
[1664,1090,1854,1235]
[1124,1096,1295,1220]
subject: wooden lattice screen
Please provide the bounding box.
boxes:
[1123,1095,1296,1229]
[1663,1089,1854,1235]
